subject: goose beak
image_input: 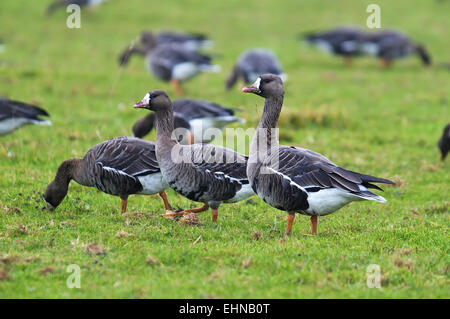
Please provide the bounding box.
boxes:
[133,101,147,108]
[242,77,261,94]
[241,86,260,93]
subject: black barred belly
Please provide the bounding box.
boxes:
[168,179,238,203]
[253,173,309,213]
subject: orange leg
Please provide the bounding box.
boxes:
[170,79,183,96]
[187,131,195,145]
[380,58,392,68]
[161,204,209,219]
[211,209,218,222]
[311,216,318,235]
[121,198,128,214]
[158,191,173,212]
[284,214,295,238]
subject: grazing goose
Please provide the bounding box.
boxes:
[132,98,245,144]
[242,74,394,237]
[46,0,107,14]
[361,29,431,67]
[302,26,366,65]
[44,136,174,214]
[119,32,219,96]
[438,123,450,161]
[133,90,255,222]
[119,31,212,66]
[226,49,286,90]
[0,97,51,136]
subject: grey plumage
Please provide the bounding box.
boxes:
[302,26,366,57]
[43,136,170,211]
[226,49,286,90]
[0,97,51,136]
[361,29,431,66]
[243,74,394,236]
[119,31,212,66]
[147,43,219,82]
[133,90,254,220]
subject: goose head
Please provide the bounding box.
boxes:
[242,73,284,98]
[134,90,171,112]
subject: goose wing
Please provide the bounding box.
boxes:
[173,99,235,119]
[270,146,394,194]
[0,98,50,121]
[90,137,160,178]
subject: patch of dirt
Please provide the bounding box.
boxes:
[146,256,160,265]
[115,231,133,238]
[252,231,263,241]
[16,224,28,235]
[393,257,414,270]
[178,213,199,226]
[0,269,9,281]
[241,258,252,269]
[85,243,107,255]
[37,266,54,275]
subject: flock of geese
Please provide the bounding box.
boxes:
[1,1,448,238]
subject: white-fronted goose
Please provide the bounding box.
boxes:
[302,26,366,65]
[133,90,255,222]
[119,32,219,96]
[438,123,450,161]
[242,74,394,237]
[361,29,431,67]
[0,97,51,136]
[44,136,174,214]
[132,98,245,144]
[119,31,212,65]
[226,49,286,90]
[46,0,107,14]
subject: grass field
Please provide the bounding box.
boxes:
[0,0,449,298]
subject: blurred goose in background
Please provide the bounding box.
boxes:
[119,32,219,96]
[119,31,212,65]
[46,0,107,14]
[0,97,51,136]
[0,38,4,53]
[242,74,394,237]
[133,90,255,222]
[438,123,450,161]
[226,49,286,90]
[133,98,244,144]
[302,26,366,65]
[360,29,432,67]
[44,136,175,214]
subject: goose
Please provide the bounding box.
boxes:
[46,0,107,14]
[0,97,51,136]
[302,26,366,65]
[226,49,286,90]
[360,29,431,67]
[119,32,219,96]
[242,74,395,237]
[133,90,255,222]
[119,31,212,66]
[132,98,245,144]
[438,123,450,161]
[43,136,174,214]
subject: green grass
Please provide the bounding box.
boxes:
[0,0,449,298]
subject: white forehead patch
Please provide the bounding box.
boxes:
[143,93,151,104]
[253,77,261,90]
